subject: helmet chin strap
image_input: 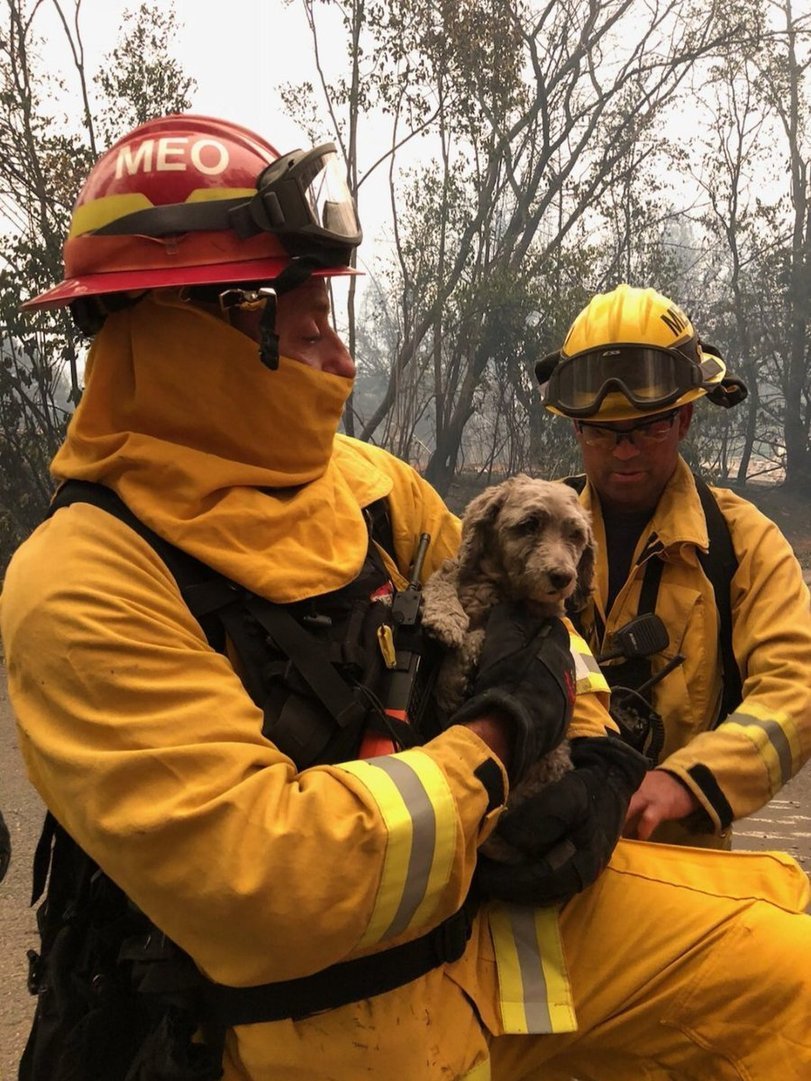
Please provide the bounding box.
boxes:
[217,256,326,370]
[218,285,280,370]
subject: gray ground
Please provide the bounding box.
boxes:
[2,680,810,1081]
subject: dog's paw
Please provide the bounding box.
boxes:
[458,626,485,671]
[434,651,474,714]
[421,560,469,648]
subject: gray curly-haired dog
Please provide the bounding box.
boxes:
[421,474,595,862]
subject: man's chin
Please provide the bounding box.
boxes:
[602,474,659,513]
[609,469,647,486]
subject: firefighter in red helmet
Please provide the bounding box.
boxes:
[3,117,811,1081]
[25,114,362,367]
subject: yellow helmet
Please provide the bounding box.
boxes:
[536,284,731,422]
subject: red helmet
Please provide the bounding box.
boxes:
[23,114,362,311]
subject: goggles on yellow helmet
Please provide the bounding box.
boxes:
[536,340,725,419]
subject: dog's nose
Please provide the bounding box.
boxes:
[548,570,574,591]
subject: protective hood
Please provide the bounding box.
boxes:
[51,291,391,601]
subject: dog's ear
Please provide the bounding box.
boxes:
[457,481,512,577]
[568,518,596,614]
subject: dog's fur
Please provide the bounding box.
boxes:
[421,474,595,862]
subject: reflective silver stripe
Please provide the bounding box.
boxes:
[726,711,794,786]
[368,756,437,939]
[509,905,553,1033]
[575,648,602,676]
[489,902,575,1033]
[570,641,609,694]
[337,751,456,949]
[571,649,592,683]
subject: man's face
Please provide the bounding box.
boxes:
[574,404,693,514]
[229,278,355,378]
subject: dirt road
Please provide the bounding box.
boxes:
[2,679,810,1081]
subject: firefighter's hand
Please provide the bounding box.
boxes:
[623,769,700,841]
[449,604,576,786]
[475,736,647,905]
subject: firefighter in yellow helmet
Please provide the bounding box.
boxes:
[538,282,811,848]
[2,121,811,1081]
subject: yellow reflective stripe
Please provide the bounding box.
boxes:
[70,193,154,237]
[185,186,255,203]
[488,903,576,1034]
[723,703,800,792]
[336,758,415,947]
[336,750,456,948]
[568,628,610,695]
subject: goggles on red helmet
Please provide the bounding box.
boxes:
[536,341,724,418]
[239,144,362,260]
[92,142,361,267]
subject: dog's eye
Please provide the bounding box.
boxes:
[514,514,543,534]
[565,522,587,545]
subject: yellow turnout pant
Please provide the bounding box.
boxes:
[489,840,810,1080]
[222,840,811,1080]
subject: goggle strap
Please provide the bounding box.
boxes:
[535,351,561,387]
[705,376,748,409]
[272,256,326,296]
[229,191,288,240]
[89,184,340,240]
[92,197,247,238]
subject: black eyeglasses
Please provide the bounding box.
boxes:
[575,410,679,449]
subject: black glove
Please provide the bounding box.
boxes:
[0,810,10,884]
[475,735,647,905]
[450,604,576,786]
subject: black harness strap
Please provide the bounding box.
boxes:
[637,551,664,617]
[244,597,367,729]
[562,472,741,722]
[693,475,743,723]
[204,904,475,1026]
[51,480,200,578]
[365,499,395,565]
[609,551,665,699]
[30,812,57,908]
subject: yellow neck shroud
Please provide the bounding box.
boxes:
[52,292,391,602]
